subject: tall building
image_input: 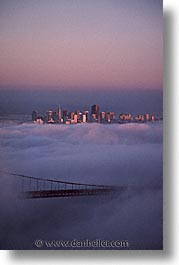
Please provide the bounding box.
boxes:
[106,112,111,123]
[52,111,58,122]
[73,114,78,123]
[145,113,150,122]
[119,113,132,121]
[57,105,62,121]
[151,115,155,121]
[34,117,44,124]
[63,109,68,118]
[32,110,37,121]
[100,112,105,120]
[46,110,54,123]
[62,109,69,123]
[91,104,99,119]
[70,112,75,120]
[84,111,89,122]
[75,110,81,120]
[82,114,86,123]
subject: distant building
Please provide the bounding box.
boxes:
[151,115,155,121]
[34,116,44,124]
[57,105,62,122]
[70,112,75,120]
[65,119,71,125]
[73,114,78,123]
[32,110,37,121]
[52,111,58,122]
[75,110,80,120]
[135,114,144,122]
[109,112,115,122]
[119,113,132,121]
[82,114,86,123]
[100,112,105,120]
[63,109,68,118]
[91,104,99,119]
[100,112,106,123]
[91,113,97,122]
[78,112,83,122]
[46,110,54,123]
[145,113,150,122]
[105,113,111,123]
[62,109,69,123]
[84,111,89,122]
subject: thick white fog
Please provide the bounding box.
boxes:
[0,121,163,249]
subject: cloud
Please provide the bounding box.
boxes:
[0,121,163,249]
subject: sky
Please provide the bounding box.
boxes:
[0,0,163,90]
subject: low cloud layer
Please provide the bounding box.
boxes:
[0,121,163,249]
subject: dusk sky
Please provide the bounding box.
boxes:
[0,0,163,90]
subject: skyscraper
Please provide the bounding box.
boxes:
[57,105,62,121]
[46,110,53,122]
[82,114,86,123]
[91,104,99,119]
[32,110,37,121]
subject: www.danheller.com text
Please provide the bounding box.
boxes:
[35,239,129,249]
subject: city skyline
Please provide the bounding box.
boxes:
[32,103,162,125]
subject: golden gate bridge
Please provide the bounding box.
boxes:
[0,171,128,199]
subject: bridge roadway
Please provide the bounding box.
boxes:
[0,170,128,199]
[23,187,123,199]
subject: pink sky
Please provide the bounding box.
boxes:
[0,0,163,90]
